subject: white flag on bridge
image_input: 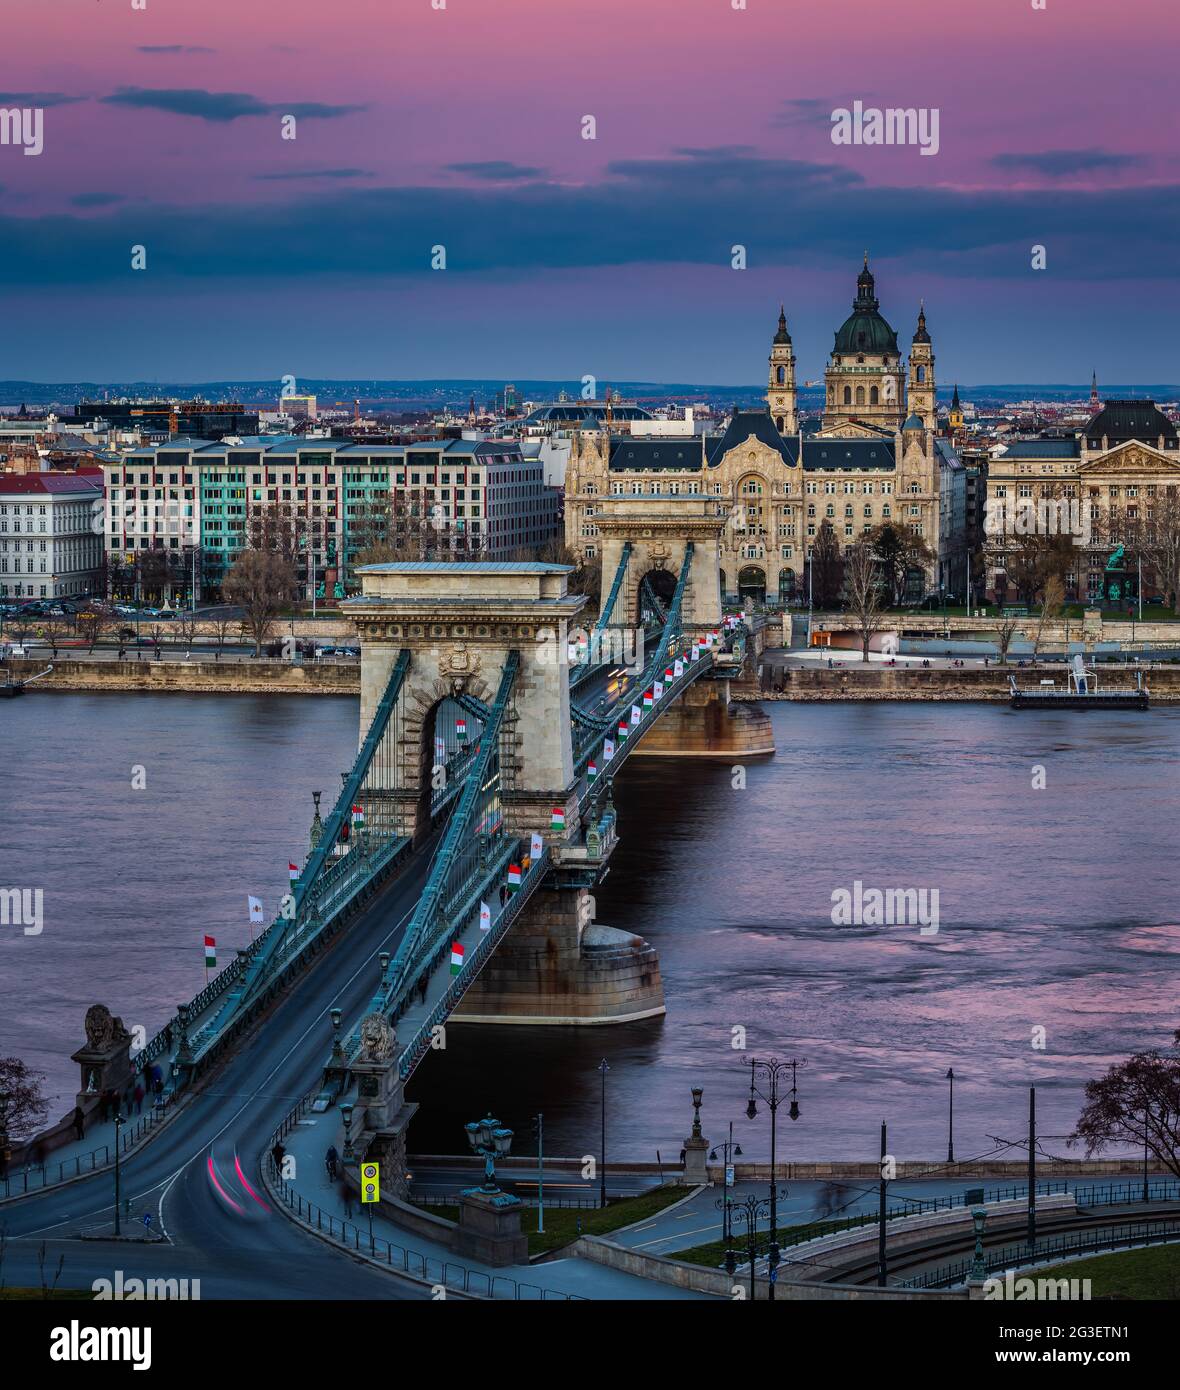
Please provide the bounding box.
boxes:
[247,895,264,924]
[479,901,491,932]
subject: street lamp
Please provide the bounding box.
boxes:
[709,1120,743,1250]
[946,1067,955,1164]
[598,1059,610,1209]
[722,1187,785,1302]
[969,1207,988,1282]
[743,1054,804,1303]
[464,1112,514,1194]
[113,1106,123,1236]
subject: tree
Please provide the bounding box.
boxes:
[1073,1028,1180,1181]
[843,541,884,662]
[996,613,1021,665]
[223,548,299,656]
[1130,488,1180,614]
[810,520,843,609]
[1032,574,1065,658]
[0,1057,50,1146]
[868,522,934,606]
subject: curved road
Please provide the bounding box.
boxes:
[1,843,442,1300]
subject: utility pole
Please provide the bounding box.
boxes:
[598,1059,609,1210]
[1027,1085,1036,1254]
[946,1067,955,1163]
[877,1120,888,1287]
[533,1112,545,1234]
[113,1109,123,1237]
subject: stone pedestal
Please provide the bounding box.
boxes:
[70,1005,134,1109]
[352,1018,418,1198]
[453,1189,528,1267]
[682,1135,709,1185]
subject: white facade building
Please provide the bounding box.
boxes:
[0,472,105,598]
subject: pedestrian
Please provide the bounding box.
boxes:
[72,1105,85,1141]
[271,1139,286,1174]
[133,1083,144,1115]
[342,1183,354,1220]
[417,973,428,1004]
[325,1145,339,1181]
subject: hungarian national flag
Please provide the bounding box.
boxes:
[551,806,566,832]
[204,935,216,966]
[450,942,465,975]
[507,863,522,889]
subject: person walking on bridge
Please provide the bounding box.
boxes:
[325,1145,339,1181]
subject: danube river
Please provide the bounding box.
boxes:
[3,694,1177,1164]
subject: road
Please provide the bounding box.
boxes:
[0,843,442,1299]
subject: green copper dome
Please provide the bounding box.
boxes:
[832,258,899,356]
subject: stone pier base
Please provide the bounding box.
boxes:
[450,888,665,1025]
[632,683,775,759]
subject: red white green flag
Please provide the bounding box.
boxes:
[456,718,467,743]
[450,942,465,975]
[507,862,522,889]
[351,803,365,828]
[643,689,654,708]
[288,862,299,882]
[551,806,566,832]
[587,760,598,781]
[204,935,216,966]
[665,666,674,680]
[618,720,629,741]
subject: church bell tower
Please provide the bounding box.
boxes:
[768,305,798,435]
[906,302,937,431]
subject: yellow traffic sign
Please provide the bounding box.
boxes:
[361,1161,380,1204]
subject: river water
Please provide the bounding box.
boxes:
[3,694,1177,1164]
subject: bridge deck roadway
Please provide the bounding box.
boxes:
[0,834,448,1298]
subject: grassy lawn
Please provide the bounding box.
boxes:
[1033,1242,1180,1300]
[421,1184,691,1258]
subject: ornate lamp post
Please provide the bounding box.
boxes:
[946,1067,955,1163]
[722,1187,785,1302]
[969,1207,988,1282]
[709,1121,743,1250]
[743,1054,804,1300]
[464,1112,514,1194]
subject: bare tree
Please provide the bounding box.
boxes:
[0,1057,50,1144]
[1072,1027,1180,1181]
[224,549,299,656]
[1032,574,1065,658]
[996,613,1021,665]
[844,541,884,662]
[810,520,843,609]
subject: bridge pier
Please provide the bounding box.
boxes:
[450,887,665,1025]
[632,678,775,759]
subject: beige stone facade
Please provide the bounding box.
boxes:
[566,268,967,604]
[984,400,1180,603]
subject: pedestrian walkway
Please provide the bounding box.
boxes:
[275,1107,709,1301]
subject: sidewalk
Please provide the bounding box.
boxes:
[276,1107,709,1301]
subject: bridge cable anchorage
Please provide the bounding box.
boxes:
[195,650,414,1051]
[366,651,523,1029]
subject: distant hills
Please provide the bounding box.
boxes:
[2,379,1178,412]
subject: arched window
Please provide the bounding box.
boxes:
[776,416,784,432]
[843,387,852,405]
[916,365,926,383]
[870,386,879,405]
[855,386,865,406]
[776,366,786,385]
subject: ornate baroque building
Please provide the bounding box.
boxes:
[984,400,1180,604]
[565,259,966,604]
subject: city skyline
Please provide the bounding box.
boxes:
[2,0,1179,381]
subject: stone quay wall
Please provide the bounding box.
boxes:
[2,656,359,695]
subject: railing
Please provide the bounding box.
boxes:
[414,1192,600,1212]
[1075,1179,1180,1207]
[899,1217,1180,1290]
[772,1181,1070,1251]
[395,848,550,1080]
[267,1093,585,1300]
[1,1107,164,1200]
